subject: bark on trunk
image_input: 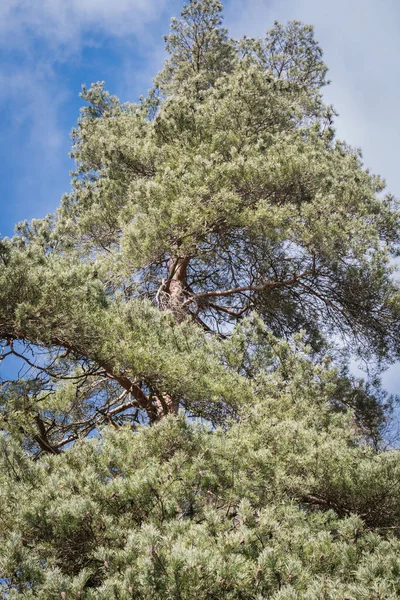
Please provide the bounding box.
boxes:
[164,256,190,322]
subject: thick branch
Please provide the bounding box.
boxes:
[33,415,61,455]
[182,270,313,308]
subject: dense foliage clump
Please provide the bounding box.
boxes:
[1,1,400,598]
[2,338,400,598]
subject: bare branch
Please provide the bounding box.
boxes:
[182,270,313,308]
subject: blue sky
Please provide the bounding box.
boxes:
[0,0,399,392]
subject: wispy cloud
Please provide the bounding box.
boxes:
[0,63,70,228]
[0,0,177,234]
[0,0,172,52]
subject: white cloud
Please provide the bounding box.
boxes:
[0,0,171,50]
[0,0,177,232]
[0,63,70,226]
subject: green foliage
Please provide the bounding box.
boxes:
[156,0,235,94]
[1,361,400,598]
[49,0,400,360]
[1,0,400,597]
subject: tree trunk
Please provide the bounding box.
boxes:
[164,256,190,321]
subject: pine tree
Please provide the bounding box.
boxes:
[0,1,400,597]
